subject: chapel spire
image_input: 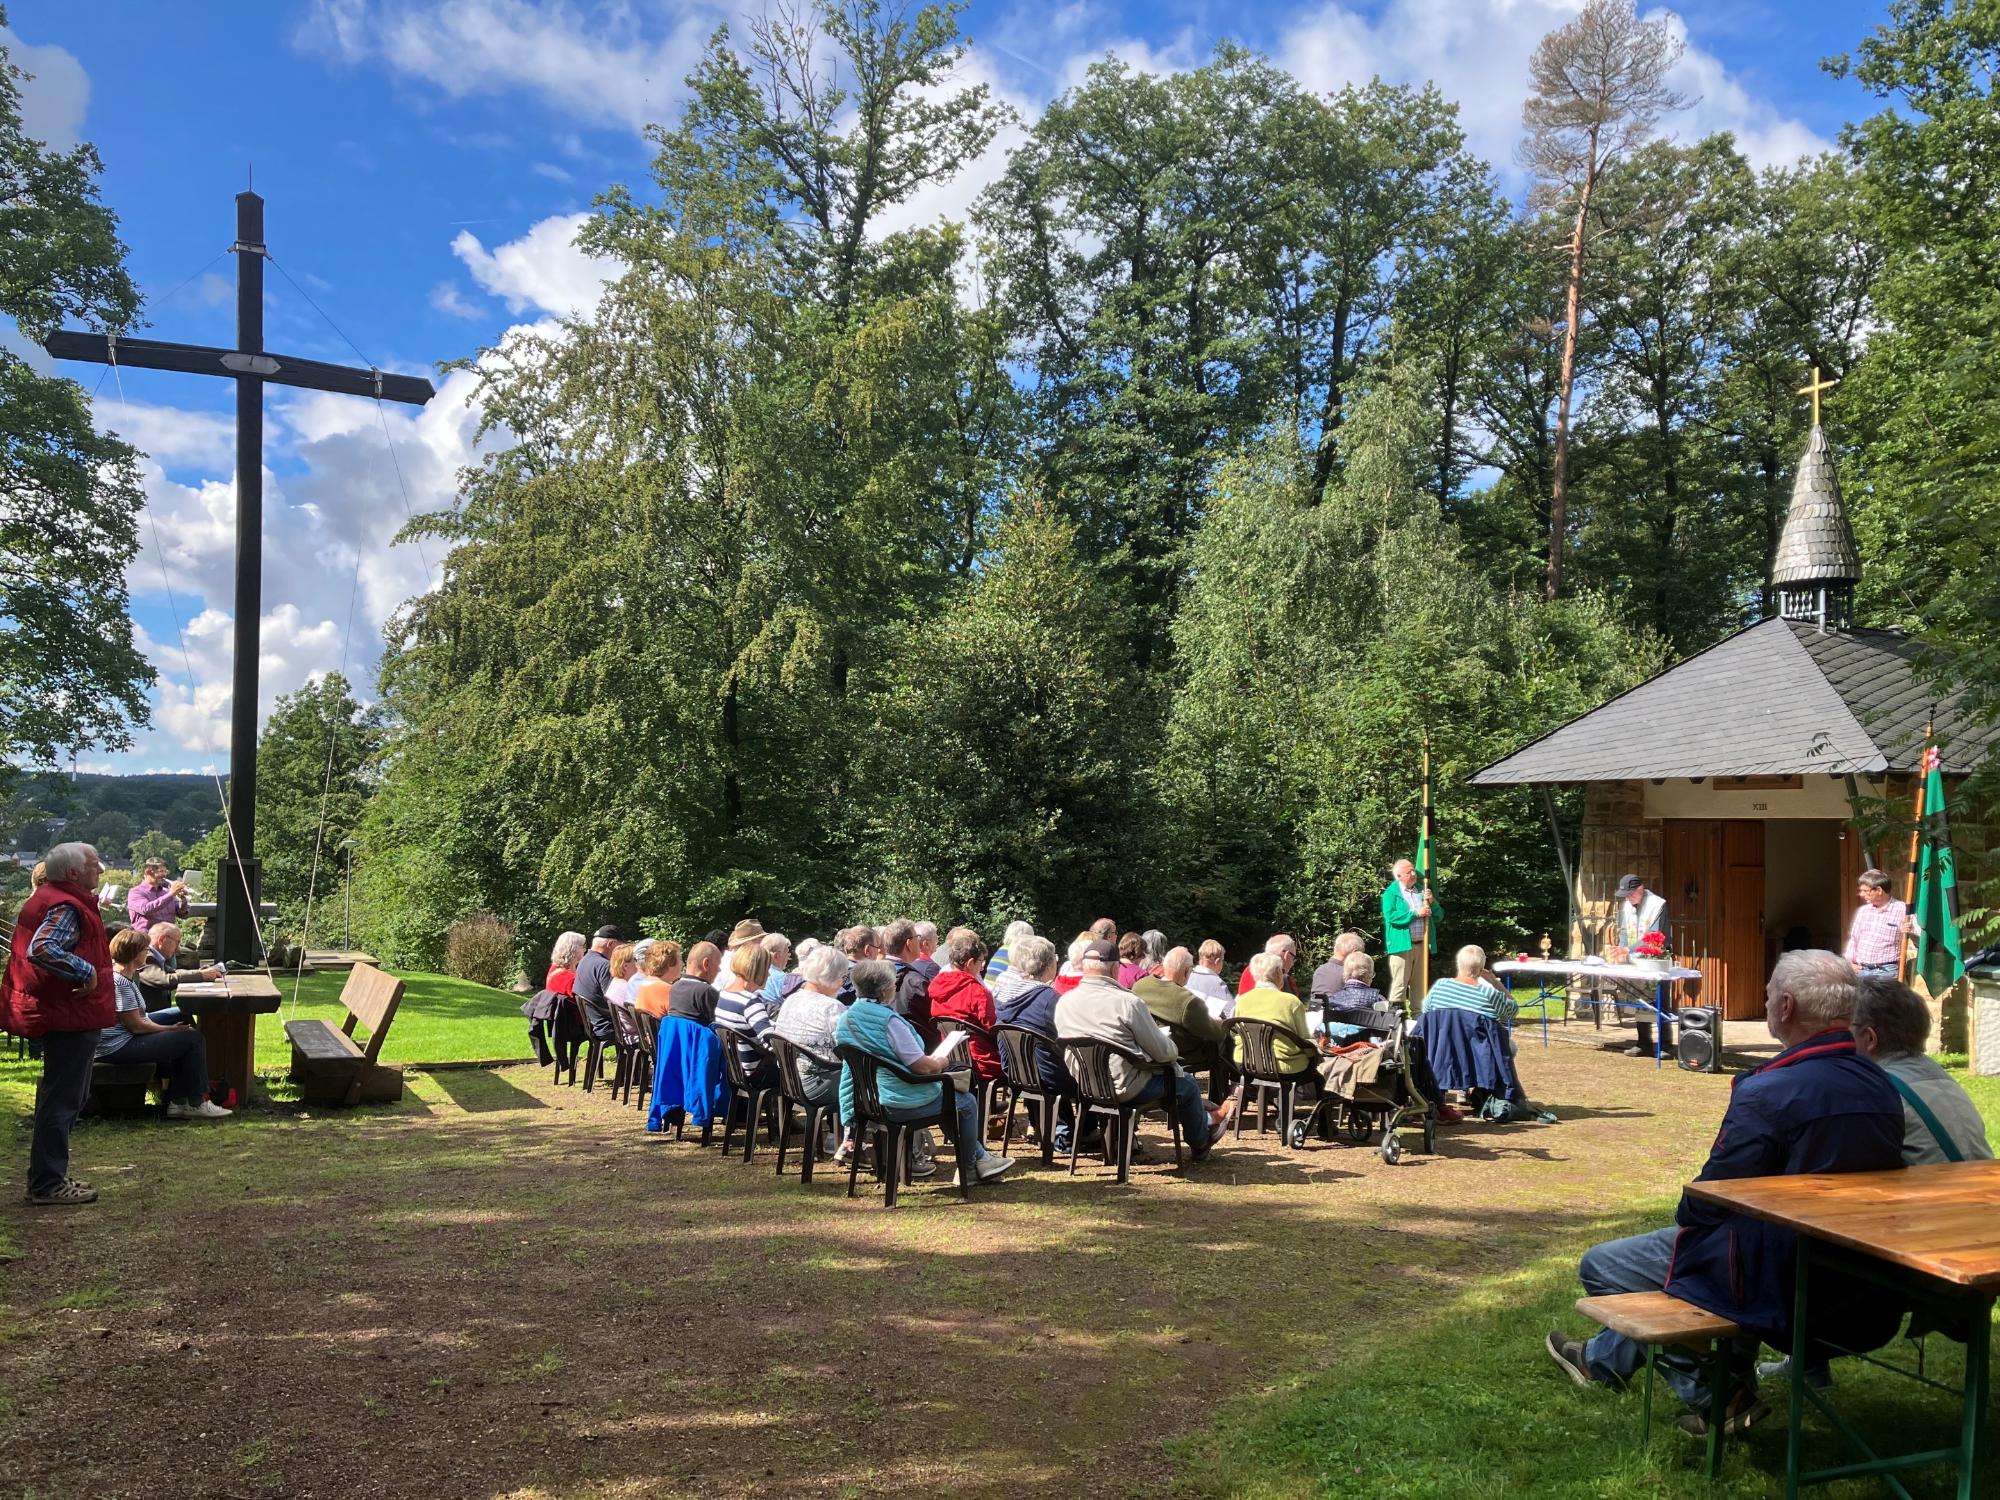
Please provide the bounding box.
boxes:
[1771,367,1860,632]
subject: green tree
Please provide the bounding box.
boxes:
[853,494,1146,932]
[0,12,151,780]
[253,672,381,937]
[370,0,1012,958]
[1520,0,1689,597]
[127,827,187,869]
[1152,368,1660,953]
[1713,153,1879,613]
[1570,135,1755,649]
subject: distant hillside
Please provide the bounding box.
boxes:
[4,772,222,858]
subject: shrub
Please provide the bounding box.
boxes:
[445,913,517,989]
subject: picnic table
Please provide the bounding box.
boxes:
[1689,1161,2000,1497]
[171,972,280,1105]
[1493,959,1702,1069]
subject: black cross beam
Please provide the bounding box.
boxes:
[46,191,436,963]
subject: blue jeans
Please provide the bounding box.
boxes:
[30,1029,100,1196]
[1580,1227,1755,1413]
[885,1087,986,1161]
[1131,1069,1214,1157]
[100,1026,211,1104]
[1856,962,1898,978]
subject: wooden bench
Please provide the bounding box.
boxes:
[85,1060,158,1116]
[284,963,405,1105]
[1575,1291,1745,1478]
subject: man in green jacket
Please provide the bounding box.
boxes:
[1382,858,1438,1009]
[1135,946,1231,1091]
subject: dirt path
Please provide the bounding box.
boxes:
[0,1035,1731,1499]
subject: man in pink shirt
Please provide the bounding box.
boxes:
[1843,868,1912,978]
[125,858,188,933]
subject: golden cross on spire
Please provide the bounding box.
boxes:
[1797,365,1839,427]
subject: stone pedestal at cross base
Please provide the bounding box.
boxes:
[1971,978,2000,1077]
[215,855,264,967]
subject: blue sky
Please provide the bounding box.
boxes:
[6,0,1892,774]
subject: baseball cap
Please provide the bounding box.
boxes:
[1614,874,1644,897]
[1082,938,1119,963]
[593,924,622,941]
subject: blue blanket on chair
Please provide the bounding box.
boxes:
[1412,1005,1525,1103]
[648,1015,726,1132]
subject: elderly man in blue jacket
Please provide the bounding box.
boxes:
[1545,949,1904,1437]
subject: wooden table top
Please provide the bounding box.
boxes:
[173,972,282,1014]
[1686,1161,2000,1290]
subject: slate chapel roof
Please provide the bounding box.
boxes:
[1470,618,1997,785]
[1771,424,1861,587]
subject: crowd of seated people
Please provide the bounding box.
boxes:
[550,910,1496,1182]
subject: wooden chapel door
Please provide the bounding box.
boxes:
[1720,820,1766,1020]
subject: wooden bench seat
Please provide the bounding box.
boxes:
[285,963,405,1106]
[1575,1291,1744,1476]
[85,1061,158,1116]
[1576,1291,1743,1348]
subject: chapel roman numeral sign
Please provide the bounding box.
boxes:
[46,191,436,963]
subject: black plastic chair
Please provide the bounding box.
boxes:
[951,1015,1007,1130]
[1058,1036,1185,1182]
[713,1025,782,1162]
[1162,1016,1232,1104]
[592,1002,640,1096]
[767,1033,839,1184]
[1227,1018,1325,1149]
[626,1007,660,1110]
[995,1022,1068,1166]
[834,1042,971,1208]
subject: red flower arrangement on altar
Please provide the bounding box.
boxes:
[1633,931,1670,961]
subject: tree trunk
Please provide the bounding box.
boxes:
[1307,297,1354,506]
[721,671,744,834]
[1546,164,1597,600]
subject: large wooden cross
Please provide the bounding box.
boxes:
[45,191,436,962]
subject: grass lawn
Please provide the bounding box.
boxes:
[1,1017,1997,1496]
[252,968,531,1074]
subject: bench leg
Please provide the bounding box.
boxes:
[1707,1336,1731,1481]
[1641,1342,1656,1447]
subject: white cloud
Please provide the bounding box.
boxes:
[429,280,484,318]
[451,211,613,318]
[1277,0,1828,185]
[0,24,90,149]
[530,160,574,183]
[92,400,235,471]
[295,0,718,131]
[103,234,591,764]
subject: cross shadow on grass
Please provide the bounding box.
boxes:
[424,1067,549,1114]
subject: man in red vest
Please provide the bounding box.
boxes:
[6,842,114,1205]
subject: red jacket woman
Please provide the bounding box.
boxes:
[928,965,1002,1081]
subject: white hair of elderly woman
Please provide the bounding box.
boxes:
[1011,934,1059,980]
[794,936,821,962]
[1002,919,1035,953]
[43,842,101,885]
[550,930,586,969]
[799,943,850,989]
[1247,951,1283,986]
[1141,929,1168,966]
[1455,944,1488,977]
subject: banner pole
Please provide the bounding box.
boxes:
[1899,716,1932,985]
[1420,729,1432,1008]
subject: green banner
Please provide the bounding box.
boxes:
[1913,747,1967,989]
